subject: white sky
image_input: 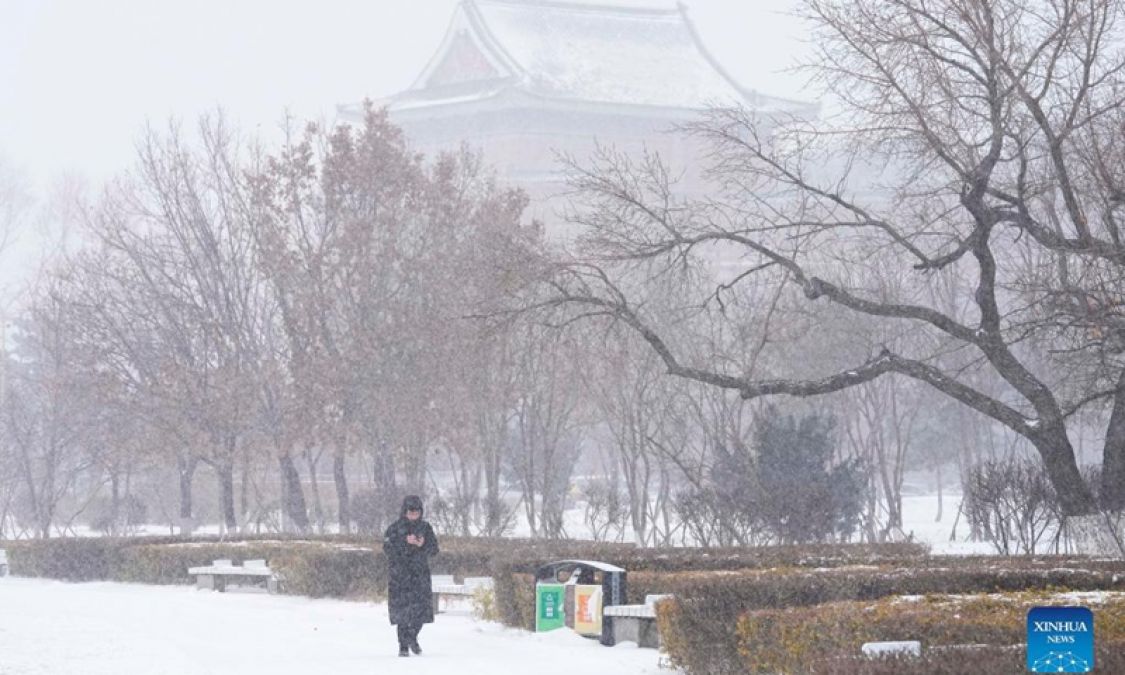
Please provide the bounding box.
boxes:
[0,0,810,296]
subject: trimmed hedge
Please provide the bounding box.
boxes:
[2,534,542,598]
[488,542,929,576]
[479,547,1123,632]
[813,643,1125,674]
[6,536,926,624]
[648,563,1125,675]
[732,591,1125,674]
[630,563,1125,607]
[484,543,929,630]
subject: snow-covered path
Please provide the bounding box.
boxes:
[0,577,669,675]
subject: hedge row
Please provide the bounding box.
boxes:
[487,542,928,576]
[475,547,1125,632]
[2,534,543,598]
[729,591,1125,674]
[644,565,1125,675]
[3,535,927,605]
[482,542,929,630]
[813,643,1125,674]
[630,563,1125,607]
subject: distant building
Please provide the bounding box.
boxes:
[339,0,816,234]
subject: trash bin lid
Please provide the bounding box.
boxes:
[535,559,626,580]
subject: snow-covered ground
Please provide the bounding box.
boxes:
[508,493,998,555]
[30,492,1000,555]
[900,494,995,555]
[0,577,670,675]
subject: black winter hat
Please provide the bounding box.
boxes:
[401,495,424,516]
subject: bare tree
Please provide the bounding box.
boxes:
[531,1,1125,542]
[2,280,104,537]
[509,325,587,539]
[86,116,283,533]
[586,330,683,545]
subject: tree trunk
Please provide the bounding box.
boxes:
[373,436,397,531]
[304,445,323,532]
[217,461,238,533]
[333,446,349,534]
[38,457,56,539]
[482,418,504,536]
[935,462,943,522]
[110,472,121,536]
[177,456,197,535]
[1100,370,1125,511]
[1033,426,1096,516]
[239,443,250,527]
[278,451,309,532]
[403,434,427,498]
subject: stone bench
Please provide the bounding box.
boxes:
[603,594,672,649]
[861,640,922,658]
[188,559,279,593]
[432,576,494,613]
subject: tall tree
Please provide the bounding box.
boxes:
[538,0,1125,530]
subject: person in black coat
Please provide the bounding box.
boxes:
[383,495,439,657]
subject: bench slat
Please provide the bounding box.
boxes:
[463,577,494,588]
[188,566,273,576]
[862,641,922,658]
[432,584,472,595]
[604,604,657,619]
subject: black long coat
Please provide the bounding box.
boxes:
[382,516,439,626]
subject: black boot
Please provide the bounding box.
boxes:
[408,625,422,654]
[397,625,411,656]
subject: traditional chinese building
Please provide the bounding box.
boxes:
[339,0,816,233]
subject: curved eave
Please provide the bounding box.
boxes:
[678,3,817,118]
[407,2,522,92]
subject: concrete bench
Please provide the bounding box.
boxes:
[188,559,279,593]
[432,576,494,613]
[0,549,8,577]
[604,594,672,649]
[861,641,922,658]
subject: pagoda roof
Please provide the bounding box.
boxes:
[344,0,814,117]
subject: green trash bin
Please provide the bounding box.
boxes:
[536,582,566,632]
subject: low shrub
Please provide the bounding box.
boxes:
[5,538,124,581]
[630,563,1125,607]
[482,542,929,630]
[813,643,1125,674]
[471,586,499,622]
[735,591,1125,674]
[647,564,1125,675]
[270,546,383,598]
[493,567,537,631]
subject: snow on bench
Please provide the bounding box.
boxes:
[432,576,494,613]
[604,594,672,649]
[0,549,8,577]
[861,640,922,658]
[188,559,279,593]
